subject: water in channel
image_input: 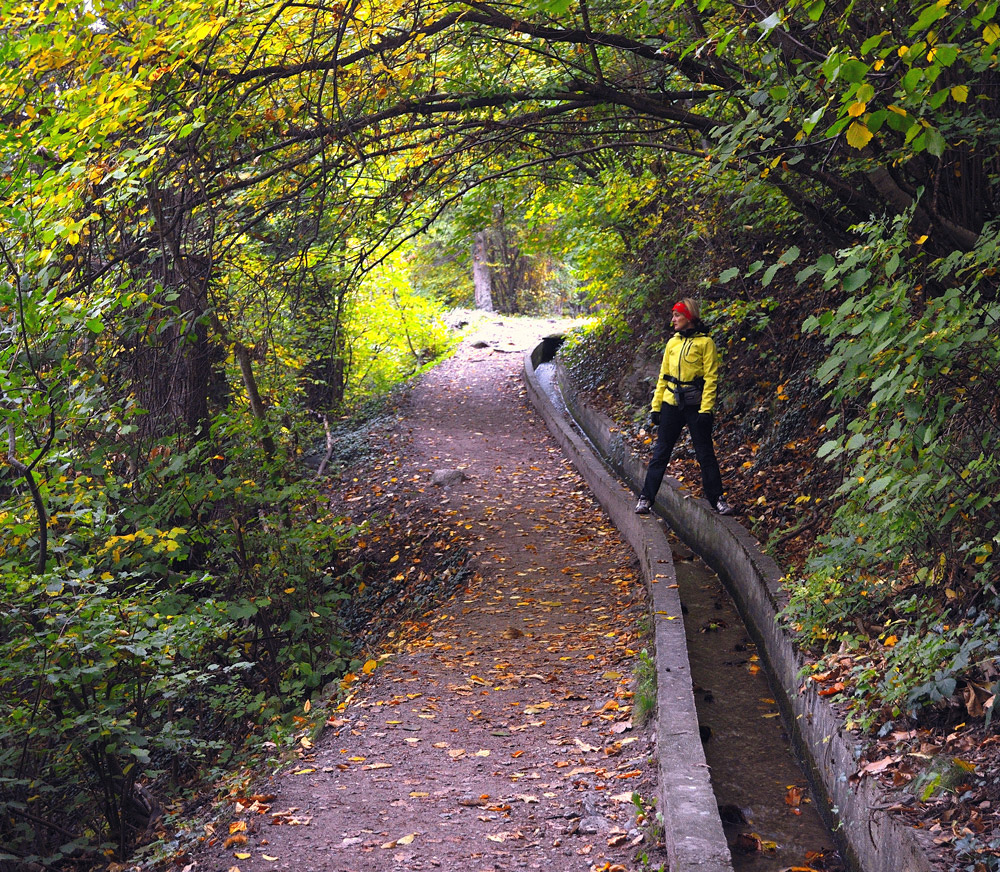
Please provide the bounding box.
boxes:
[672,538,844,871]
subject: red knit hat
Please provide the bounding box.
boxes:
[672,301,693,320]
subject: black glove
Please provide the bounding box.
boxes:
[697,412,713,426]
[650,410,661,427]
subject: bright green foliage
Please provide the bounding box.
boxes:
[344,253,457,401]
[785,208,1000,729]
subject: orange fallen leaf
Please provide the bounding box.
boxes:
[818,682,845,696]
[229,821,247,834]
[785,786,803,807]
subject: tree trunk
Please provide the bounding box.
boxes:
[472,230,494,312]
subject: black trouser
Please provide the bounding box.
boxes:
[639,403,724,507]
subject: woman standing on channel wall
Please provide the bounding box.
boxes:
[634,297,734,516]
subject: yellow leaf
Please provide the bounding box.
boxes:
[397,833,417,845]
[916,235,929,244]
[234,854,251,860]
[847,101,867,117]
[951,84,969,103]
[261,856,278,862]
[845,121,873,149]
[985,22,1000,44]
[303,699,311,713]
[362,659,377,675]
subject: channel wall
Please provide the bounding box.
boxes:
[523,342,936,872]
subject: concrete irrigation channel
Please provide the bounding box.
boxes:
[523,338,938,872]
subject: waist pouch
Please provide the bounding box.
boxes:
[673,384,703,408]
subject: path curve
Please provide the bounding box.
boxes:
[190,315,666,872]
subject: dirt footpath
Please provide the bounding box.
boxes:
[191,316,665,872]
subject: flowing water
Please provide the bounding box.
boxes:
[673,542,843,871]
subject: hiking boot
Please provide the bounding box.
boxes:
[634,496,652,514]
[714,497,735,516]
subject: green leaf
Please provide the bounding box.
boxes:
[928,43,959,66]
[718,267,740,283]
[806,0,826,21]
[842,269,871,292]
[779,245,800,266]
[840,59,869,83]
[817,438,841,458]
[924,125,947,157]
[860,31,889,54]
[910,2,949,34]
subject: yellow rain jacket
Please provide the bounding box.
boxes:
[650,329,719,415]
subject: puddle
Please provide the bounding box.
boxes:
[674,541,844,871]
